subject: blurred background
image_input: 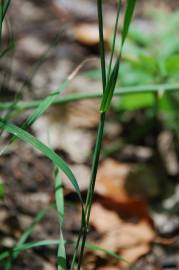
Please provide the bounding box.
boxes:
[0,0,179,269]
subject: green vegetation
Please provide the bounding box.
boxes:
[0,0,136,269]
[2,1,179,270]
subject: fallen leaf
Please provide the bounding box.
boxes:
[90,203,155,265]
[120,243,150,265]
[96,159,130,203]
[90,203,123,234]
[95,159,152,221]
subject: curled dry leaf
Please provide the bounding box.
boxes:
[90,203,155,265]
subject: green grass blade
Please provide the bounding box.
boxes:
[0,83,179,111]
[100,0,137,113]
[55,169,66,270]
[55,169,65,225]
[4,206,51,270]
[57,232,66,270]
[0,80,69,155]
[22,80,68,129]
[2,0,10,21]
[107,0,121,80]
[0,0,11,45]
[0,239,128,265]
[97,0,106,91]
[121,0,137,46]
[100,58,120,112]
[0,119,83,205]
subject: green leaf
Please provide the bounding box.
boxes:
[0,179,4,199]
[0,119,83,205]
[1,80,69,155]
[119,92,154,110]
[55,169,66,270]
[97,0,106,91]
[57,232,66,270]
[0,239,128,265]
[100,58,120,112]
[107,0,122,80]
[100,0,136,113]
[165,54,179,74]
[122,0,137,46]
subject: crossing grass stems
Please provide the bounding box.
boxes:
[0,0,136,269]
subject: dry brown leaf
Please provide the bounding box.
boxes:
[95,159,152,221]
[73,24,109,45]
[90,203,123,234]
[90,203,155,265]
[96,159,131,203]
[120,243,150,265]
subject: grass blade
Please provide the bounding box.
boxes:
[0,80,69,155]
[100,0,137,113]
[107,0,122,80]
[97,0,106,91]
[0,0,11,45]
[0,239,128,266]
[55,169,66,270]
[122,0,137,46]
[100,58,120,112]
[0,83,179,111]
[4,206,51,270]
[0,119,83,205]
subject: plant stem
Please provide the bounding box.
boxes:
[77,112,106,269]
[1,83,179,111]
[97,0,106,91]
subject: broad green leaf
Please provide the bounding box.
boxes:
[134,54,158,74]
[129,26,152,46]
[119,92,154,110]
[165,54,179,74]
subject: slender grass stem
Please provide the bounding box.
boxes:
[77,112,106,269]
[97,0,106,91]
[74,1,107,267]
[107,0,121,81]
[0,83,178,112]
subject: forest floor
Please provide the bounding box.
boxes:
[0,0,179,269]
